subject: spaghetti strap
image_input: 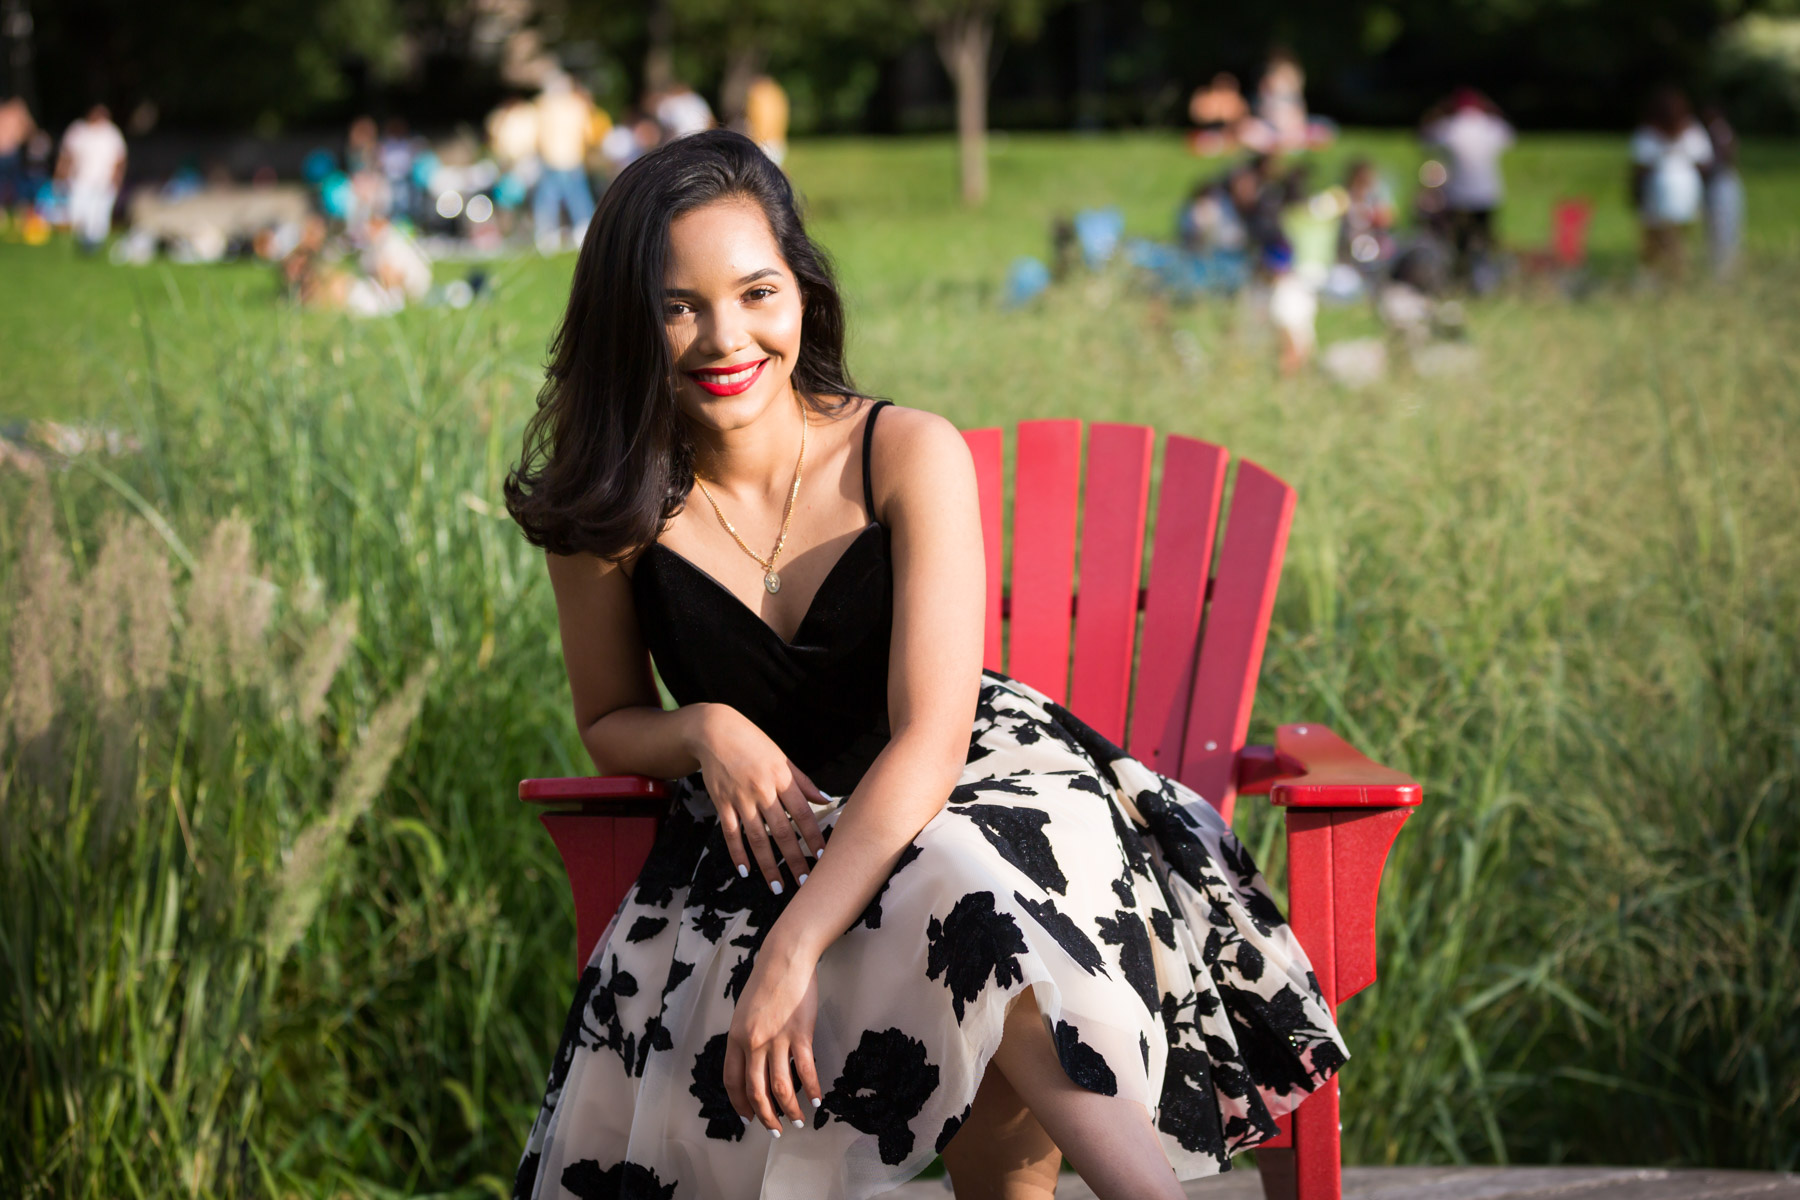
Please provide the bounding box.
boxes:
[861,400,892,520]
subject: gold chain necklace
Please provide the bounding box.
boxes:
[693,403,806,595]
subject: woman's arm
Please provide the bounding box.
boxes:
[760,406,986,966]
[545,550,705,779]
[547,549,828,883]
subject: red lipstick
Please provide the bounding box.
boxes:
[686,358,768,396]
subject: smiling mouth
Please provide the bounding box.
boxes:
[686,358,769,396]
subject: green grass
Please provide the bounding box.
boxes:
[3,131,1799,1196]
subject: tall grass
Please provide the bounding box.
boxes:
[3,137,1798,1194]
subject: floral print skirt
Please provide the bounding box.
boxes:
[514,672,1346,1199]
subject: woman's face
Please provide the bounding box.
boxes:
[664,197,804,431]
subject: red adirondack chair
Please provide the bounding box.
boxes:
[1520,198,1594,274]
[520,420,1422,1200]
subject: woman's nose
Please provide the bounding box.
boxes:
[696,308,752,359]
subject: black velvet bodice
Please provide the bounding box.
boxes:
[630,403,894,795]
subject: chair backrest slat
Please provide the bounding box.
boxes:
[1174,459,1295,820]
[1128,435,1229,773]
[1007,420,1083,702]
[961,422,1291,818]
[962,427,1006,672]
[1068,423,1155,745]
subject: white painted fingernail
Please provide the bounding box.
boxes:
[770,1127,782,1139]
[770,880,783,895]
[737,864,749,878]
[812,1096,823,1107]
[797,873,808,885]
[741,1115,750,1124]
[814,847,823,860]
[793,1117,804,1128]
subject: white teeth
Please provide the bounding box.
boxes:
[698,362,760,385]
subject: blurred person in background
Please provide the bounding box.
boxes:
[654,79,716,139]
[487,94,542,234]
[534,71,598,252]
[1243,48,1309,152]
[1187,72,1248,155]
[1339,158,1397,269]
[744,74,790,166]
[1631,87,1712,283]
[346,115,379,174]
[341,115,391,233]
[0,95,35,217]
[379,118,420,223]
[1421,88,1513,290]
[600,109,652,173]
[56,104,127,254]
[582,85,615,182]
[1701,104,1743,279]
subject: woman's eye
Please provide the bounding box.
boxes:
[665,303,692,318]
[745,286,776,302]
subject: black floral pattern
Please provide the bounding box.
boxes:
[959,804,1068,895]
[1053,1020,1119,1096]
[934,1103,973,1154]
[1158,1046,1226,1157]
[560,1158,677,1200]
[689,1034,747,1142]
[819,1028,940,1165]
[1096,909,1161,1016]
[625,916,668,943]
[512,673,1347,1200]
[1014,892,1108,977]
[926,892,1028,1022]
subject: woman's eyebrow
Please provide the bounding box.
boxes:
[665,267,783,296]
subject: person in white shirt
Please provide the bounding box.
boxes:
[56,104,127,252]
[533,72,597,252]
[1631,88,1713,281]
[1421,88,1514,287]
[654,81,715,140]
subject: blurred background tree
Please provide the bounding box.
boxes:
[910,0,1067,205]
[10,0,1800,136]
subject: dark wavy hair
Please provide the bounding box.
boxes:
[504,129,862,561]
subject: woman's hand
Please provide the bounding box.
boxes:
[725,945,823,1134]
[690,703,828,891]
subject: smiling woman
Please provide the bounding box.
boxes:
[503,138,861,569]
[503,131,1345,1200]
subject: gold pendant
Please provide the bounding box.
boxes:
[764,571,781,594]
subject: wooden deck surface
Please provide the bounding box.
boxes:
[890,1165,1800,1199]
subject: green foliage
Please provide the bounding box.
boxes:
[29,0,423,129]
[3,132,1799,1194]
[909,0,1063,39]
[1713,14,1800,131]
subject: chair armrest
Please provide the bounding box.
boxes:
[520,775,670,816]
[1236,724,1421,808]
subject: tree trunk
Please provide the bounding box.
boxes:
[935,11,993,208]
[720,43,767,131]
[644,0,674,95]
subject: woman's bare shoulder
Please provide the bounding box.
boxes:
[546,547,635,591]
[866,402,974,513]
[871,403,968,463]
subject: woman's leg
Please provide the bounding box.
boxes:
[985,991,1186,1200]
[941,1057,1062,1200]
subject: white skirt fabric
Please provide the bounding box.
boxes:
[514,672,1347,1199]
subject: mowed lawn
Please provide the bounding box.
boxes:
[2,132,1799,1196]
[7,129,1800,418]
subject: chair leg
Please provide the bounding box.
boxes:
[1291,1079,1343,1200]
[1256,1147,1297,1200]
